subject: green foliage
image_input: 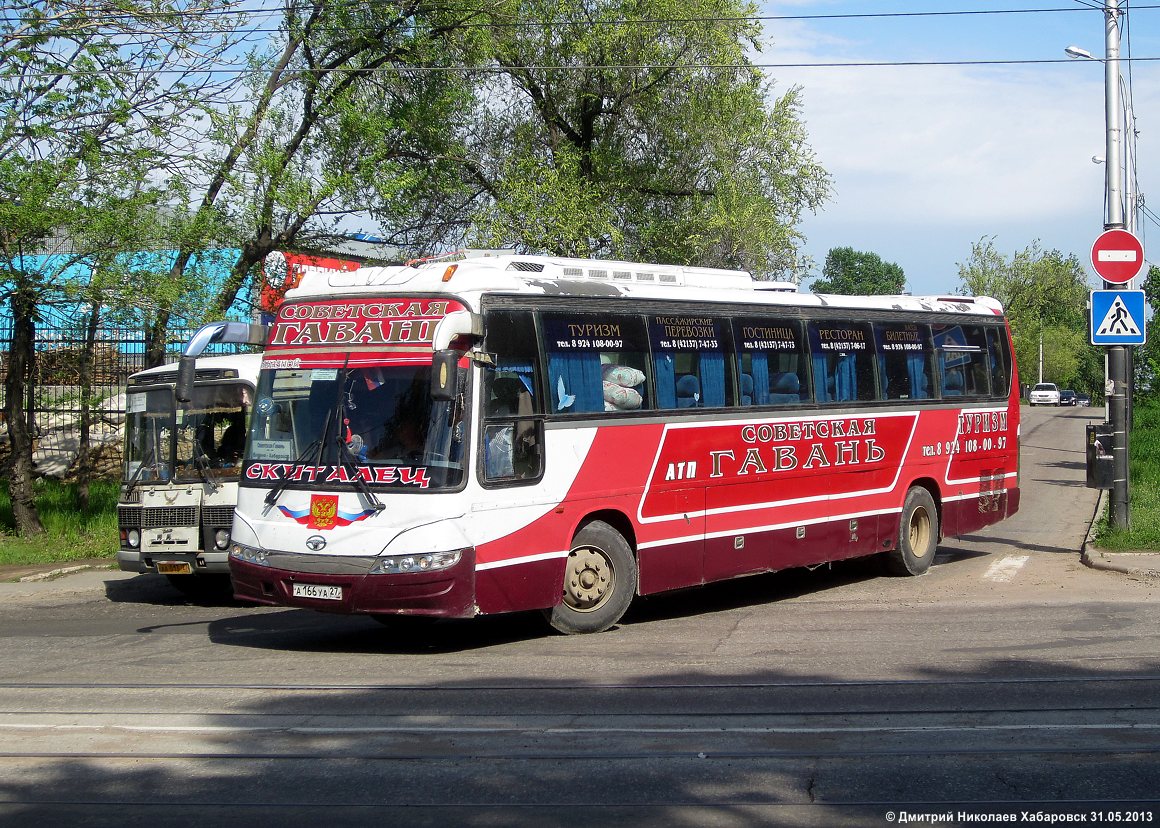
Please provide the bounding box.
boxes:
[464,0,830,278]
[811,247,906,295]
[1134,265,1160,400]
[0,478,119,566]
[1094,400,1160,550]
[956,237,1101,396]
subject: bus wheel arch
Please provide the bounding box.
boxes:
[544,514,638,635]
[885,481,940,576]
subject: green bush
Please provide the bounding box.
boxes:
[1094,400,1160,550]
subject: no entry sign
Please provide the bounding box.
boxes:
[1091,229,1144,284]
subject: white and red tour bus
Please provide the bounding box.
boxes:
[198,251,1019,634]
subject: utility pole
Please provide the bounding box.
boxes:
[1103,0,1131,529]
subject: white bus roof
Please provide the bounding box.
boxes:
[284,251,1005,317]
[129,352,263,383]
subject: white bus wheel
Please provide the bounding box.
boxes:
[545,521,637,635]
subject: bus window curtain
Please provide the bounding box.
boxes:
[700,352,726,406]
[907,352,929,399]
[877,354,889,398]
[813,353,831,402]
[834,353,857,401]
[549,352,603,412]
[654,353,676,408]
[501,360,537,398]
[750,353,770,404]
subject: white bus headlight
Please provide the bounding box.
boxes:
[230,543,269,567]
[214,529,231,550]
[127,529,141,548]
[370,550,462,575]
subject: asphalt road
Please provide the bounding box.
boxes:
[1,405,1158,826]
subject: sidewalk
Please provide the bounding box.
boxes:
[0,558,116,584]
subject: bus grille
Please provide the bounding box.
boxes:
[202,505,235,527]
[117,506,140,529]
[139,506,199,529]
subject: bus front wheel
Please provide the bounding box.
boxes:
[886,487,938,576]
[545,521,637,635]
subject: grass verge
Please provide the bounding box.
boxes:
[0,478,119,566]
[1093,400,1160,551]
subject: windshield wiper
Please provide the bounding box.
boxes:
[336,434,385,513]
[263,435,325,508]
[123,446,156,499]
[190,435,221,493]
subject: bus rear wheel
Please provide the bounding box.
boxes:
[885,486,938,576]
[545,521,637,635]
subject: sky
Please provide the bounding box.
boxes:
[758,1,1160,296]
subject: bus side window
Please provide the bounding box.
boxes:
[649,314,729,409]
[986,326,1012,398]
[483,309,543,482]
[808,320,876,403]
[733,318,806,407]
[934,324,991,398]
[542,312,650,415]
[873,322,934,400]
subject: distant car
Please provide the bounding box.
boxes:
[1059,389,1077,406]
[1029,382,1061,406]
[1077,393,1092,407]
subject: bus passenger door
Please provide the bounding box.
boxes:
[638,487,705,594]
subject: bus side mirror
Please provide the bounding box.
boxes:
[431,350,458,402]
[175,356,196,403]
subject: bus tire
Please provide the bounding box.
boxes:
[545,520,637,635]
[886,486,938,576]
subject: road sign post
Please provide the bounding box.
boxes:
[1090,231,1141,532]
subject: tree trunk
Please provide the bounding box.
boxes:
[74,305,100,510]
[3,280,44,536]
[144,308,171,369]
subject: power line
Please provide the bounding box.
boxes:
[13,55,1160,79]
[6,3,1160,37]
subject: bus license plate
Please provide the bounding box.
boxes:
[156,561,192,575]
[292,583,342,601]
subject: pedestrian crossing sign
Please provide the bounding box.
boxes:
[1090,289,1147,345]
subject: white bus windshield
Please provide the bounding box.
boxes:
[245,361,465,491]
[124,383,251,483]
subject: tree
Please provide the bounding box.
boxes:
[152,0,483,365]
[0,0,241,534]
[1135,265,1160,399]
[956,237,1100,395]
[810,247,905,295]
[453,0,829,278]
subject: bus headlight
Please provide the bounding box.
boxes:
[214,529,231,550]
[127,529,140,549]
[230,543,269,567]
[370,550,463,575]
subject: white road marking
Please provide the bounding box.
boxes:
[983,554,1030,583]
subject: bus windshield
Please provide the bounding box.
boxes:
[245,361,465,491]
[124,383,251,483]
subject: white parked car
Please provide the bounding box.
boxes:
[1029,382,1061,406]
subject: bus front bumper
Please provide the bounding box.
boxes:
[228,546,477,618]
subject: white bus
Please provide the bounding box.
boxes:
[194,252,1019,633]
[117,353,261,596]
